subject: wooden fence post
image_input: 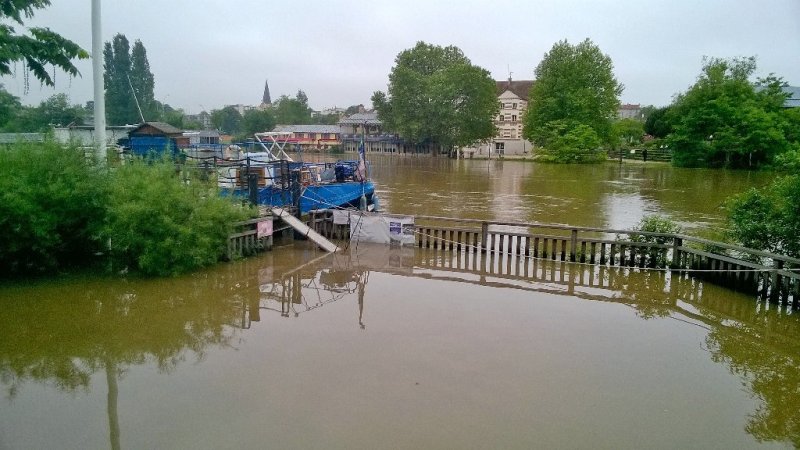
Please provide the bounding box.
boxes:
[570,229,578,262]
[671,237,683,268]
[481,222,489,254]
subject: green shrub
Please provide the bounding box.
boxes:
[104,159,252,276]
[536,122,606,163]
[0,142,108,275]
[628,215,683,244]
[773,144,800,172]
[726,175,800,258]
[622,215,683,267]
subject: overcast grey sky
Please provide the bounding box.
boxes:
[3,0,799,114]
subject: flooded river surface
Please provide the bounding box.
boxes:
[2,158,798,449]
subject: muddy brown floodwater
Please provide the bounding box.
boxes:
[1,157,797,449]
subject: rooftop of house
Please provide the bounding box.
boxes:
[496,79,534,101]
[619,104,641,110]
[273,125,341,134]
[338,112,381,126]
[130,122,184,135]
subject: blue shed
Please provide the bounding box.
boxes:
[126,122,184,157]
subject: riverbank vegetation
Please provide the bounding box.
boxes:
[524,39,623,163]
[663,57,798,169]
[372,41,499,155]
[726,173,800,259]
[0,142,252,278]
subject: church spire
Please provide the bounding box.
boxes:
[261,79,272,106]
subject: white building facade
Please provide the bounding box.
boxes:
[462,78,535,157]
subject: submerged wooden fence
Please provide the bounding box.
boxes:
[226,217,275,260]
[307,211,800,309]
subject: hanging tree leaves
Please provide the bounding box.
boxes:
[0,0,89,91]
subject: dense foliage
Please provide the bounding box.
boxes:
[524,39,622,162]
[240,108,276,139]
[211,105,242,135]
[628,215,683,244]
[0,89,87,131]
[533,121,604,163]
[104,160,250,276]
[0,142,107,274]
[104,34,156,124]
[272,90,313,125]
[726,175,800,258]
[0,0,89,90]
[666,57,794,168]
[643,105,674,138]
[0,143,251,277]
[612,118,645,147]
[372,41,498,151]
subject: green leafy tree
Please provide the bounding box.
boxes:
[130,40,156,120]
[535,121,604,163]
[345,104,363,115]
[726,175,800,258]
[0,84,23,130]
[643,106,675,138]
[312,113,340,125]
[211,106,243,135]
[524,38,623,153]
[1,92,84,131]
[613,118,645,146]
[372,41,498,152]
[241,108,275,138]
[780,107,800,144]
[104,34,156,125]
[152,101,200,130]
[35,93,85,128]
[103,159,250,276]
[0,142,108,275]
[0,0,89,90]
[667,57,791,168]
[272,90,313,124]
[104,34,136,125]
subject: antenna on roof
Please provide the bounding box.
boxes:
[507,65,513,83]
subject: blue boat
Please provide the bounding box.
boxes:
[218,132,376,214]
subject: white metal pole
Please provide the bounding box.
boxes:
[92,0,106,164]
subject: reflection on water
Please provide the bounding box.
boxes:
[2,244,798,448]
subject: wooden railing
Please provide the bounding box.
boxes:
[306,211,799,308]
[226,217,275,260]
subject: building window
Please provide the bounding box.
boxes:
[499,115,504,122]
[498,101,503,109]
[495,142,505,150]
[512,103,517,109]
[512,115,517,122]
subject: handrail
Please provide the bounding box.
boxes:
[413,214,800,265]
